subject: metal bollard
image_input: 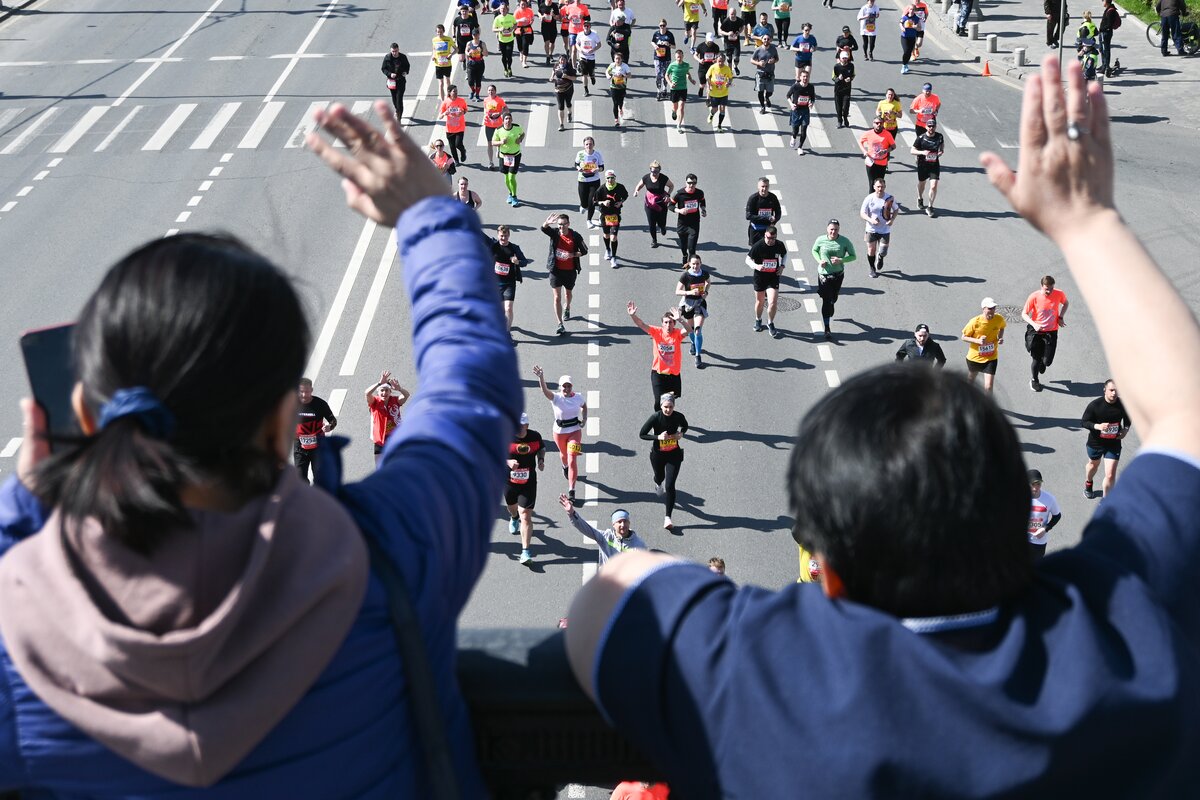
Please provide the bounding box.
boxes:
[987,33,998,52]
[968,21,981,40]
[1014,46,1027,66]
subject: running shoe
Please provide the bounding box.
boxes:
[917,197,925,209]
[1084,484,1094,499]
[611,257,620,268]
[557,323,566,336]
[696,356,705,369]
[689,340,696,355]
[655,481,664,497]
[676,124,684,133]
[824,330,833,341]
[559,124,566,131]
[519,550,533,565]
[769,324,781,339]
[901,65,910,74]
[870,267,879,279]
[509,517,520,534]
[789,136,797,148]
[753,318,765,332]
[672,109,678,120]
[663,516,674,531]
[511,197,521,207]
[568,488,576,503]
[717,124,725,132]
[926,206,935,218]
[563,305,570,319]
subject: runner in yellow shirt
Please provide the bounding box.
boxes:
[705,52,734,130]
[431,24,456,101]
[876,87,901,135]
[493,2,518,77]
[961,297,1006,394]
[678,0,709,51]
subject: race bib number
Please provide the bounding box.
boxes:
[684,200,699,211]
[978,342,996,356]
[567,440,583,454]
[760,258,778,272]
[1027,515,1043,535]
[555,247,573,261]
[799,42,813,53]
[658,342,676,357]
[582,161,597,174]
[659,436,679,452]
[604,214,620,226]
[758,207,773,218]
[495,261,511,276]
[509,468,531,483]
[689,2,702,12]
[657,45,668,57]
[924,151,939,161]
[298,434,319,449]
[796,95,810,106]
[503,154,517,167]
[865,21,876,32]
[387,78,397,90]
[713,74,728,88]
[542,11,553,21]
[612,73,627,85]
[1100,423,1120,439]
[459,23,473,35]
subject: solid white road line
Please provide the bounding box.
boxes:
[49,105,109,153]
[1,108,58,155]
[190,101,241,150]
[94,105,142,151]
[263,0,341,103]
[941,123,974,148]
[304,220,377,382]
[285,101,328,148]
[572,100,592,147]
[339,232,398,376]
[114,0,225,107]
[142,103,196,151]
[896,113,917,147]
[238,101,284,149]
[754,108,785,148]
[328,388,348,417]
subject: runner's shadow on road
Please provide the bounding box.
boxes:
[685,425,796,449]
[489,531,595,570]
[927,207,1020,220]
[886,271,986,287]
[834,319,917,344]
[1020,441,1056,455]
[1110,114,1169,124]
[700,350,814,372]
[1004,409,1085,433]
[587,440,638,458]
[1049,379,1107,398]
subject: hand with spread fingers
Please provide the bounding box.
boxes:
[306,100,448,228]
[979,55,1114,242]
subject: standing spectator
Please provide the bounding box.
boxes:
[954,0,974,36]
[1157,0,1187,55]
[366,372,410,466]
[628,302,694,411]
[381,43,410,120]
[961,298,1005,394]
[1098,0,1122,75]
[1082,379,1131,498]
[1025,469,1062,561]
[895,323,946,367]
[1021,275,1069,392]
[1045,0,1068,47]
[295,377,337,484]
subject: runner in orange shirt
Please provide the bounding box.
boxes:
[628,301,695,411]
[563,0,591,62]
[514,0,536,67]
[858,115,895,192]
[1021,275,1069,392]
[909,82,940,137]
[437,85,469,164]
[481,84,508,169]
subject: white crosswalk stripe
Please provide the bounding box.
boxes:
[142,103,196,151]
[333,100,373,149]
[285,101,328,149]
[525,103,549,148]
[1,108,59,155]
[895,112,917,147]
[190,102,240,150]
[941,122,974,148]
[238,101,284,149]
[807,113,831,148]
[572,100,593,147]
[0,108,23,133]
[662,102,686,147]
[95,105,142,152]
[49,105,109,153]
[753,108,785,148]
[847,102,870,130]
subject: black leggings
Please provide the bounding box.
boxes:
[834,90,851,123]
[578,181,598,217]
[645,205,668,238]
[776,18,790,43]
[818,271,845,320]
[467,62,485,93]
[610,87,626,119]
[447,130,466,162]
[677,223,700,261]
[1026,327,1059,379]
[863,34,876,58]
[518,32,533,57]
[901,36,916,65]
[500,40,515,71]
[650,448,684,517]
[388,82,405,118]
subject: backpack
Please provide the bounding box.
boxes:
[1111,11,1122,29]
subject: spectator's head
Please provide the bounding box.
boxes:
[788,365,1032,617]
[36,234,309,556]
[708,557,726,575]
[913,323,930,345]
[611,509,632,538]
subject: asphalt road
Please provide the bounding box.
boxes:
[1,1,1198,796]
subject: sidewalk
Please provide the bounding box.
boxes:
[919,0,1200,127]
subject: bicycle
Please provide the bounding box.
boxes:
[1146,16,1200,54]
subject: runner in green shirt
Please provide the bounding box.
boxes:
[493,3,519,76]
[810,218,857,341]
[665,50,696,131]
[492,110,526,206]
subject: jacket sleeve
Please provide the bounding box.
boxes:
[639,414,658,440]
[0,477,51,559]
[933,341,947,366]
[339,197,521,623]
[895,342,909,361]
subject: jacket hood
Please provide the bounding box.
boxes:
[0,467,368,787]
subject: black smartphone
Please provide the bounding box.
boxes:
[20,323,79,450]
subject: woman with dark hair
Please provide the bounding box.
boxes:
[0,99,520,796]
[639,393,689,531]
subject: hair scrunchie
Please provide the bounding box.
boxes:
[97,387,177,439]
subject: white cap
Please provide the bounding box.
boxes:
[559,374,574,386]
[981,297,997,309]
[519,412,529,425]
[705,32,715,42]
[613,11,626,20]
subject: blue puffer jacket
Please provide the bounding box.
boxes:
[0,198,520,798]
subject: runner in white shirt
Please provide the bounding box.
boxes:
[609,0,637,27]
[859,178,898,278]
[1026,469,1062,561]
[577,21,603,95]
[533,364,588,503]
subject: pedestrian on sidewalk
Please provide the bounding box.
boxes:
[1098,0,1122,75]
[954,0,973,36]
[1044,0,1069,48]
[1156,0,1187,55]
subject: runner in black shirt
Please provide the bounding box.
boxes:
[454,6,479,62]
[506,412,546,564]
[639,395,690,531]
[677,255,712,368]
[381,43,411,120]
[652,22,677,99]
[633,161,675,248]
[895,323,946,367]
[595,170,630,268]
[608,14,633,60]
[695,33,721,96]
[910,119,945,217]
[1081,380,1132,499]
[491,224,526,336]
[746,226,788,338]
[550,54,577,131]
[294,378,337,484]
[786,70,817,152]
[745,176,781,246]
[831,50,855,127]
[538,0,561,64]
[670,174,707,263]
[720,11,746,73]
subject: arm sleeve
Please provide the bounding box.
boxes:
[639,414,658,440]
[744,194,756,221]
[339,197,521,622]
[570,512,607,547]
[0,477,51,558]
[1081,401,1097,427]
[678,413,689,436]
[841,238,857,262]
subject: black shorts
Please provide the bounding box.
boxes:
[671,88,688,103]
[549,268,578,290]
[601,219,621,234]
[679,298,709,319]
[917,160,941,181]
[499,282,517,300]
[966,359,998,375]
[753,270,781,292]
[373,442,384,455]
[685,20,700,33]
[435,65,452,79]
[556,89,574,108]
[866,231,891,244]
[580,59,597,76]
[542,22,558,40]
[499,152,522,173]
[505,482,537,508]
[457,37,471,54]
[708,95,728,108]
[1086,442,1122,461]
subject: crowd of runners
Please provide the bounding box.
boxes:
[308,0,1134,576]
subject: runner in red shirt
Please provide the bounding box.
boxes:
[541,212,588,335]
[1021,275,1070,392]
[909,82,940,137]
[628,301,695,411]
[858,115,895,192]
[437,85,469,163]
[481,84,508,169]
[365,371,411,466]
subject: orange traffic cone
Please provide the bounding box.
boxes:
[981,60,992,77]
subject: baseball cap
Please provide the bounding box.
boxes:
[559,374,573,386]
[981,297,997,308]
[604,169,616,177]
[705,32,715,41]
[922,82,933,90]
[914,323,929,333]
[1027,469,1043,483]
[519,411,529,425]
[611,509,631,523]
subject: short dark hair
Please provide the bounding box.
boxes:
[788,365,1032,617]
[35,233,309,555]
